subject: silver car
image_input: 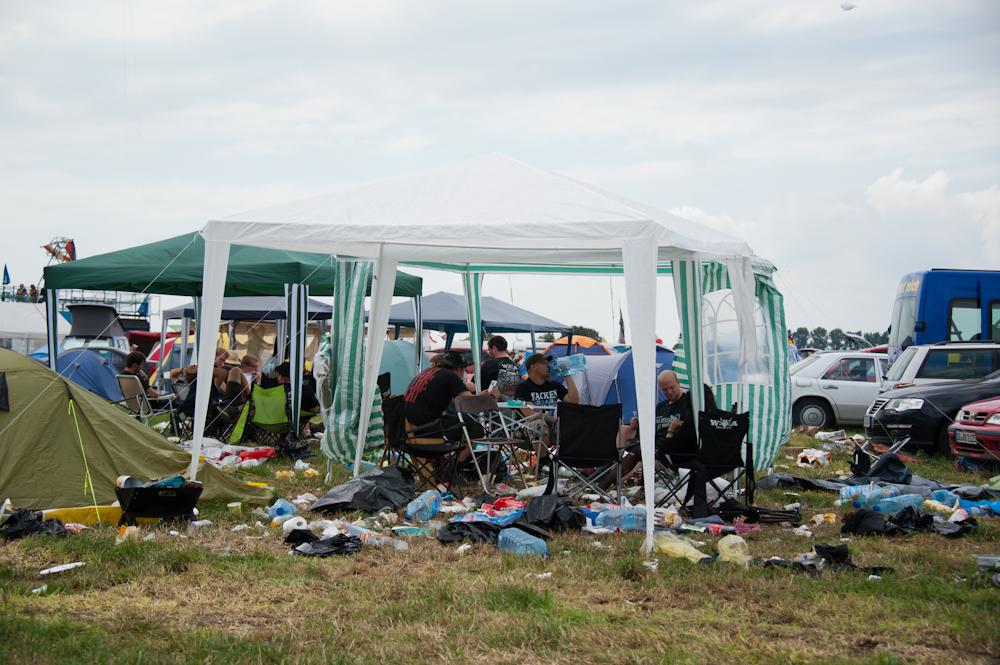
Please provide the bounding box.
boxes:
[881,341,1000,393]
[791,351,889,428]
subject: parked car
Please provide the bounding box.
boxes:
[948,396,1000,463]
[881,341,1000,393]
[865,369,1000,455]
[791,351,889,428]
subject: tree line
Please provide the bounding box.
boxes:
[789,327,889,350]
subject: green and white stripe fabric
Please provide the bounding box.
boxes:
[671,259,791,470]
[285,283,308,434]
[462,271,484,390]
[319,260,384,465]
[673,260,706,430]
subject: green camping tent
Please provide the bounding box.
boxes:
[0,349,269,510]
[42,232,422,297]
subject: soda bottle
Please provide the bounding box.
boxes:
[344,524,409,550]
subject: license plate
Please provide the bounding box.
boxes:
[955,430,978,445]
[864,415,871,428]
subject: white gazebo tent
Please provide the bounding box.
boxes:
[190,154,760,550]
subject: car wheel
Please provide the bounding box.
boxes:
[794,398,834,429]
[935,415,956,457]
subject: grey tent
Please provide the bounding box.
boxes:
[378,291,571,352]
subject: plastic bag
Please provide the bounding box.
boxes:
[652,531,711,563]
[717,534,751,567]
[550,354,587,377]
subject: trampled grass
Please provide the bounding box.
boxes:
[1,430,999,664]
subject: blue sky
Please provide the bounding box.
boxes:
[1,1,998,343]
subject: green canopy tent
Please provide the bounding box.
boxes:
[42,232,422,436]
[0,349,269,510]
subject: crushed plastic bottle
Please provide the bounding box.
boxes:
[345,460,379,473]
[550,354,587,377]
[498,528,549,558]
[930,489,961,507]
[595,507,646,532]
[267,498,297,521]
[838,484,873,503]
[344,524,409,550]
[872,494,925,515]
[405,490,442,522]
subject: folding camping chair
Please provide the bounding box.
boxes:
[229,383,292,446]
[117,374,182,436]
[683,406,754,518]
[546,402,624,504]
[381,394,466,498]
[455,393,523,493]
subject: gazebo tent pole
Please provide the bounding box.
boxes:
[159,315,168,379]
[179,315,191,370]
[191,240,231,482]
[411,295,422,376]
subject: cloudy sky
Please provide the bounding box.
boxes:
[2,1,998,345]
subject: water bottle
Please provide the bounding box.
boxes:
[497,528,549,557]
[852,486,900,509]
[267,498,297,521]
[405,490,442,521]
[550,354,587,377]
[838,484,872,503]
[344,524,409,550]
[346,460,379,473]
[594,507,646,532]
[931,490,961,507]
[872,494,925,515]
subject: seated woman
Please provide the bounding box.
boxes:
[217,354,260,420]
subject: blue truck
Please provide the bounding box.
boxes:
[887,269,1000,363]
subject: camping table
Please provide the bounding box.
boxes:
[495,402,558,485]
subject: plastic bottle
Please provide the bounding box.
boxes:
[960,499,1000,517]
[594,507,646,532]
[405,490,442,522]
[550,354,588,377]
[267,498,297,521]
[872,494,925,515]
[708,524,737,536]
[838,484,873,503]
[497,528,549,557]
[344,524,409,550]
[931,490,961,507]
[346,460,379,473]
[852,486,900,509]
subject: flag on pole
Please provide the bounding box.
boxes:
[2,265,8,285]
[618,308,626,345]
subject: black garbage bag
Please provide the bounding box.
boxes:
[291,534,363,557]
[310,465,416,514]
[436,521,505,545]
[885,506,934,535]
[932,517,977,538]
[863,453,912,485]
[841,509,887,536]
[715,498,760,524]
[284,528,319,546]
[0,509,66,540]
[515,495,585,532]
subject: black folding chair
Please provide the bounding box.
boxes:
[649,417,700,508]
[381,394,466,498]
[684,407,754,518]
[546,402,623,504]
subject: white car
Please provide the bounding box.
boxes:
[881,341,1000,393]
[791,351,889,428]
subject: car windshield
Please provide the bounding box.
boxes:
[790,354,824,375]
[885,346,917,381]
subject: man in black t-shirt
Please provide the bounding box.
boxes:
[513,353,579,464]
[402,350,480,476]
[480,336,520,399]
[123,351,160,399]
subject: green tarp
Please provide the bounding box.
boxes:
[42,232,422,298]
[0,349,270,510]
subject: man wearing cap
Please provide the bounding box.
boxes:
[480,336,520,399]
[514,353,579,408]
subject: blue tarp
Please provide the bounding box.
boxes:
[54,349,123,401]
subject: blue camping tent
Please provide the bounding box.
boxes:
[54,349,123,401]
[378,340,425,396]
[570,348,675,419]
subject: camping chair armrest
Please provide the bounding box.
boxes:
[623,437,641,452]
[405,420,448,439]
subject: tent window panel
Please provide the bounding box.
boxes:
[701,289,771,386]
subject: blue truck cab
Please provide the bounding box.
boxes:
[887,270,1000,364]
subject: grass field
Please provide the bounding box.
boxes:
[2,430,999,664]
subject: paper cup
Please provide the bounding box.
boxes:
[116,476,140,489]
[227,502,242,512]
